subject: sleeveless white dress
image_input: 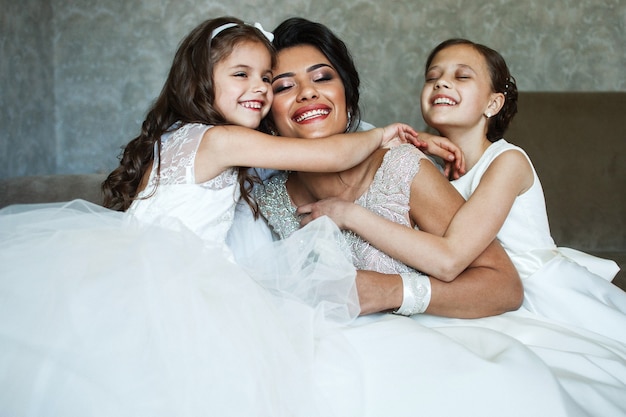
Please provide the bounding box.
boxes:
[450,139,626,342]
[252,143,626,416]
[0,123,361,417]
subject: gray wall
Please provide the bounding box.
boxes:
[1,0,624,178]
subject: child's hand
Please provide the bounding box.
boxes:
[297,197,354,229]
[380,123,421,149]
[414,132,466,179]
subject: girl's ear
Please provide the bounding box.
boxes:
[485,92,505,118]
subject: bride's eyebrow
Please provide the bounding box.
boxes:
[272,72,294,82]
[306,63,332,73]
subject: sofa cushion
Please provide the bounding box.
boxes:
[0,174,107,208]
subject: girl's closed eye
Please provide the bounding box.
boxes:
[424,69,441,83]
[454,64,477,80]
[258,68,273,83]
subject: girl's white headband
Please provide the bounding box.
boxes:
[210,22,274,42]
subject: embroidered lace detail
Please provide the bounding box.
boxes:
[256,144,427,274]
[201,169,238,190]
[146,123,238,192]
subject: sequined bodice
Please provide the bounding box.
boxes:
[128,123,239,245]
[256,144,427,273]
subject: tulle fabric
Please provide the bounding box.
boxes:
[239,218,360,324]
[0,200,359,417]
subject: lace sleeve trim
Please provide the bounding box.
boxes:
[148,123,237,191]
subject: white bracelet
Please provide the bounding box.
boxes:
[393,272,432,316]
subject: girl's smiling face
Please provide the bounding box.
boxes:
[213,40,273,129]
[270,44,348,139]
[421,44,498,135]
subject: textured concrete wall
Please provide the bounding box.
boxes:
[1,0,56,177]
[1,0,624,178]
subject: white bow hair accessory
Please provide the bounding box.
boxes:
[253,22,274,42]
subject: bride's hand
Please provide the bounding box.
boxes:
[297,197,354,229]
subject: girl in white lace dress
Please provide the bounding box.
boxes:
[0,16,423,417]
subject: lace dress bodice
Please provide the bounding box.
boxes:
[127,123,240,245]
[256,144,429,274]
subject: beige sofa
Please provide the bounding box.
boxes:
[1,92,624,290]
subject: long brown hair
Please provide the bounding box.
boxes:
[102,17,275,211]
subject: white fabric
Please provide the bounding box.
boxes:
[2,124,624,416]
[245,140,626,416]
[0,123,359,417]
[452,139,626,342]
[451,138,620,281]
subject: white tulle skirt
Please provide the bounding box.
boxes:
[0,200,359,417]
[2,200,625,417]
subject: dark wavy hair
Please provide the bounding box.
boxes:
[425,38,518,142]
[266,17,361,133]
[102,16,275,211]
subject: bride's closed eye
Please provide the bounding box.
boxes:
[272,80,294,94]
[312,71,333,82]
